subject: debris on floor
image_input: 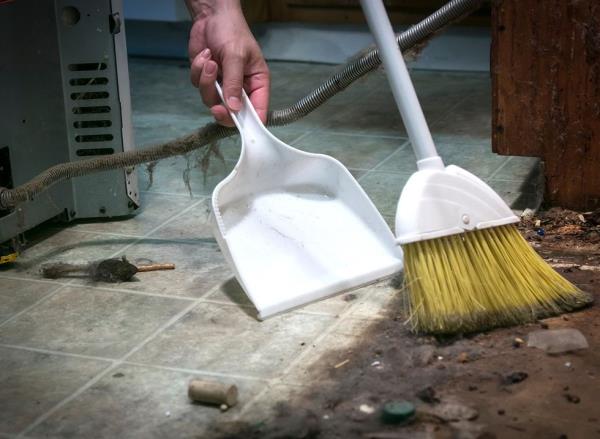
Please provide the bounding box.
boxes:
[527,328,589,354]
[502,371,528,385]
[188,379,238,408]
[40,257,175,282]
[381,401,415,425]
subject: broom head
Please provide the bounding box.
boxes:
[396,164,592,334]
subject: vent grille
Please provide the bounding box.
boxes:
[69,61,114,156]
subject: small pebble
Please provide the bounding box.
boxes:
[503,372,528,385]
[564,394,580,404]
[165,411,171,417]
[371,360,381,367]
[565,362,572,368]
[220,404,229,412]
[457,352,470,363]
[323,414,330,420]
[359,404,375,414]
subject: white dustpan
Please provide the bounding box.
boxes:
[359,0,518,243]
[210,83,403,319]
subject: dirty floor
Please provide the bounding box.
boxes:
[0,58,588,439]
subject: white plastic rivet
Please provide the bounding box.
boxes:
[462,214,470,224]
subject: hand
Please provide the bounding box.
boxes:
[186,0,270,127]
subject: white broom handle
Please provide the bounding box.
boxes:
[360,0,442,169]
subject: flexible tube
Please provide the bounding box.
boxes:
[0,0,482,209]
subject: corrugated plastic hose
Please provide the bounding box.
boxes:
[0,0,482,209]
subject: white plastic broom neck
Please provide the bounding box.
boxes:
[360,0,443,171]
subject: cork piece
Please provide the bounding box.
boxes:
[188,379,238,407]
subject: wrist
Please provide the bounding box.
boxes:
[185,0,241,21]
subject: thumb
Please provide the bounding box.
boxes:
[221,51,244,112]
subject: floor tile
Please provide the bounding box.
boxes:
[292,132,406,170]
[0,279,60,324]
[377,139,508,179]
[130,302,336,379]
[486,179,543,211]
[0,286,189,358]
[284,318,373,386]
[69,193,196,237]
[348,280,404,320]
[28,363,264,439]
[358,171,410,217]
[149,198,213,241]
[491,155,542,182]
[0,346,110,435]
[207,276,353,316]
[430,94,492,143]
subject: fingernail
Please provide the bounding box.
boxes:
[205,61,216,75]
[200,48,210,58]
[227,96,241,111]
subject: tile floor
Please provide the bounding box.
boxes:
[0,58,543,438]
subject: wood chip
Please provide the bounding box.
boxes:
[334,359,350,369]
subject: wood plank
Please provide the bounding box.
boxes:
[267,0,490,26]
[492,0,600,209]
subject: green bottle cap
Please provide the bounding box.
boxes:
[381,401,416,424]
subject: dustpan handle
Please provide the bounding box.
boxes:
[360,0,443,170]
[214,82,265,139]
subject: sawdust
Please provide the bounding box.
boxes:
[211,207,600,439]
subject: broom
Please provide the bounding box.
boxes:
[360,0,592,334]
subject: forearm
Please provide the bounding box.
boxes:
[184,0,242,21]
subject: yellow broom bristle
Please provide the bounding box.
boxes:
[402,224,593,334]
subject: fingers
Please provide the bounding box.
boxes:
[246,69,270,124]
[190,48,211,87]
[221,51,245,112]
[198,60,219,108]
[210,105,235,127]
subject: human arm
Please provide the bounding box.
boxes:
[185,0,270,126]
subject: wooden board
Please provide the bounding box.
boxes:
[492,0,600,209]
[244,0,491,26]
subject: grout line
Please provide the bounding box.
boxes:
[198,297,339,318]
[0,274,65,287]
[102,197,208,260]
[232,292,371,420]
[16,360,119,438]
[0,273,201,302]
[324,131,408,140]
[427,93,471,131]
[486,155,513,181]
[123,361,271,383]
[62,227,217,247]
[15,276,228,436]
[0,282,70,330]
[17,298,201,437]
[284,129,314,145]
[62,229,148,240]
[140,190,210,198]
[371,139,411,172]
[72,285,198,301]
[0,344,115,364]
